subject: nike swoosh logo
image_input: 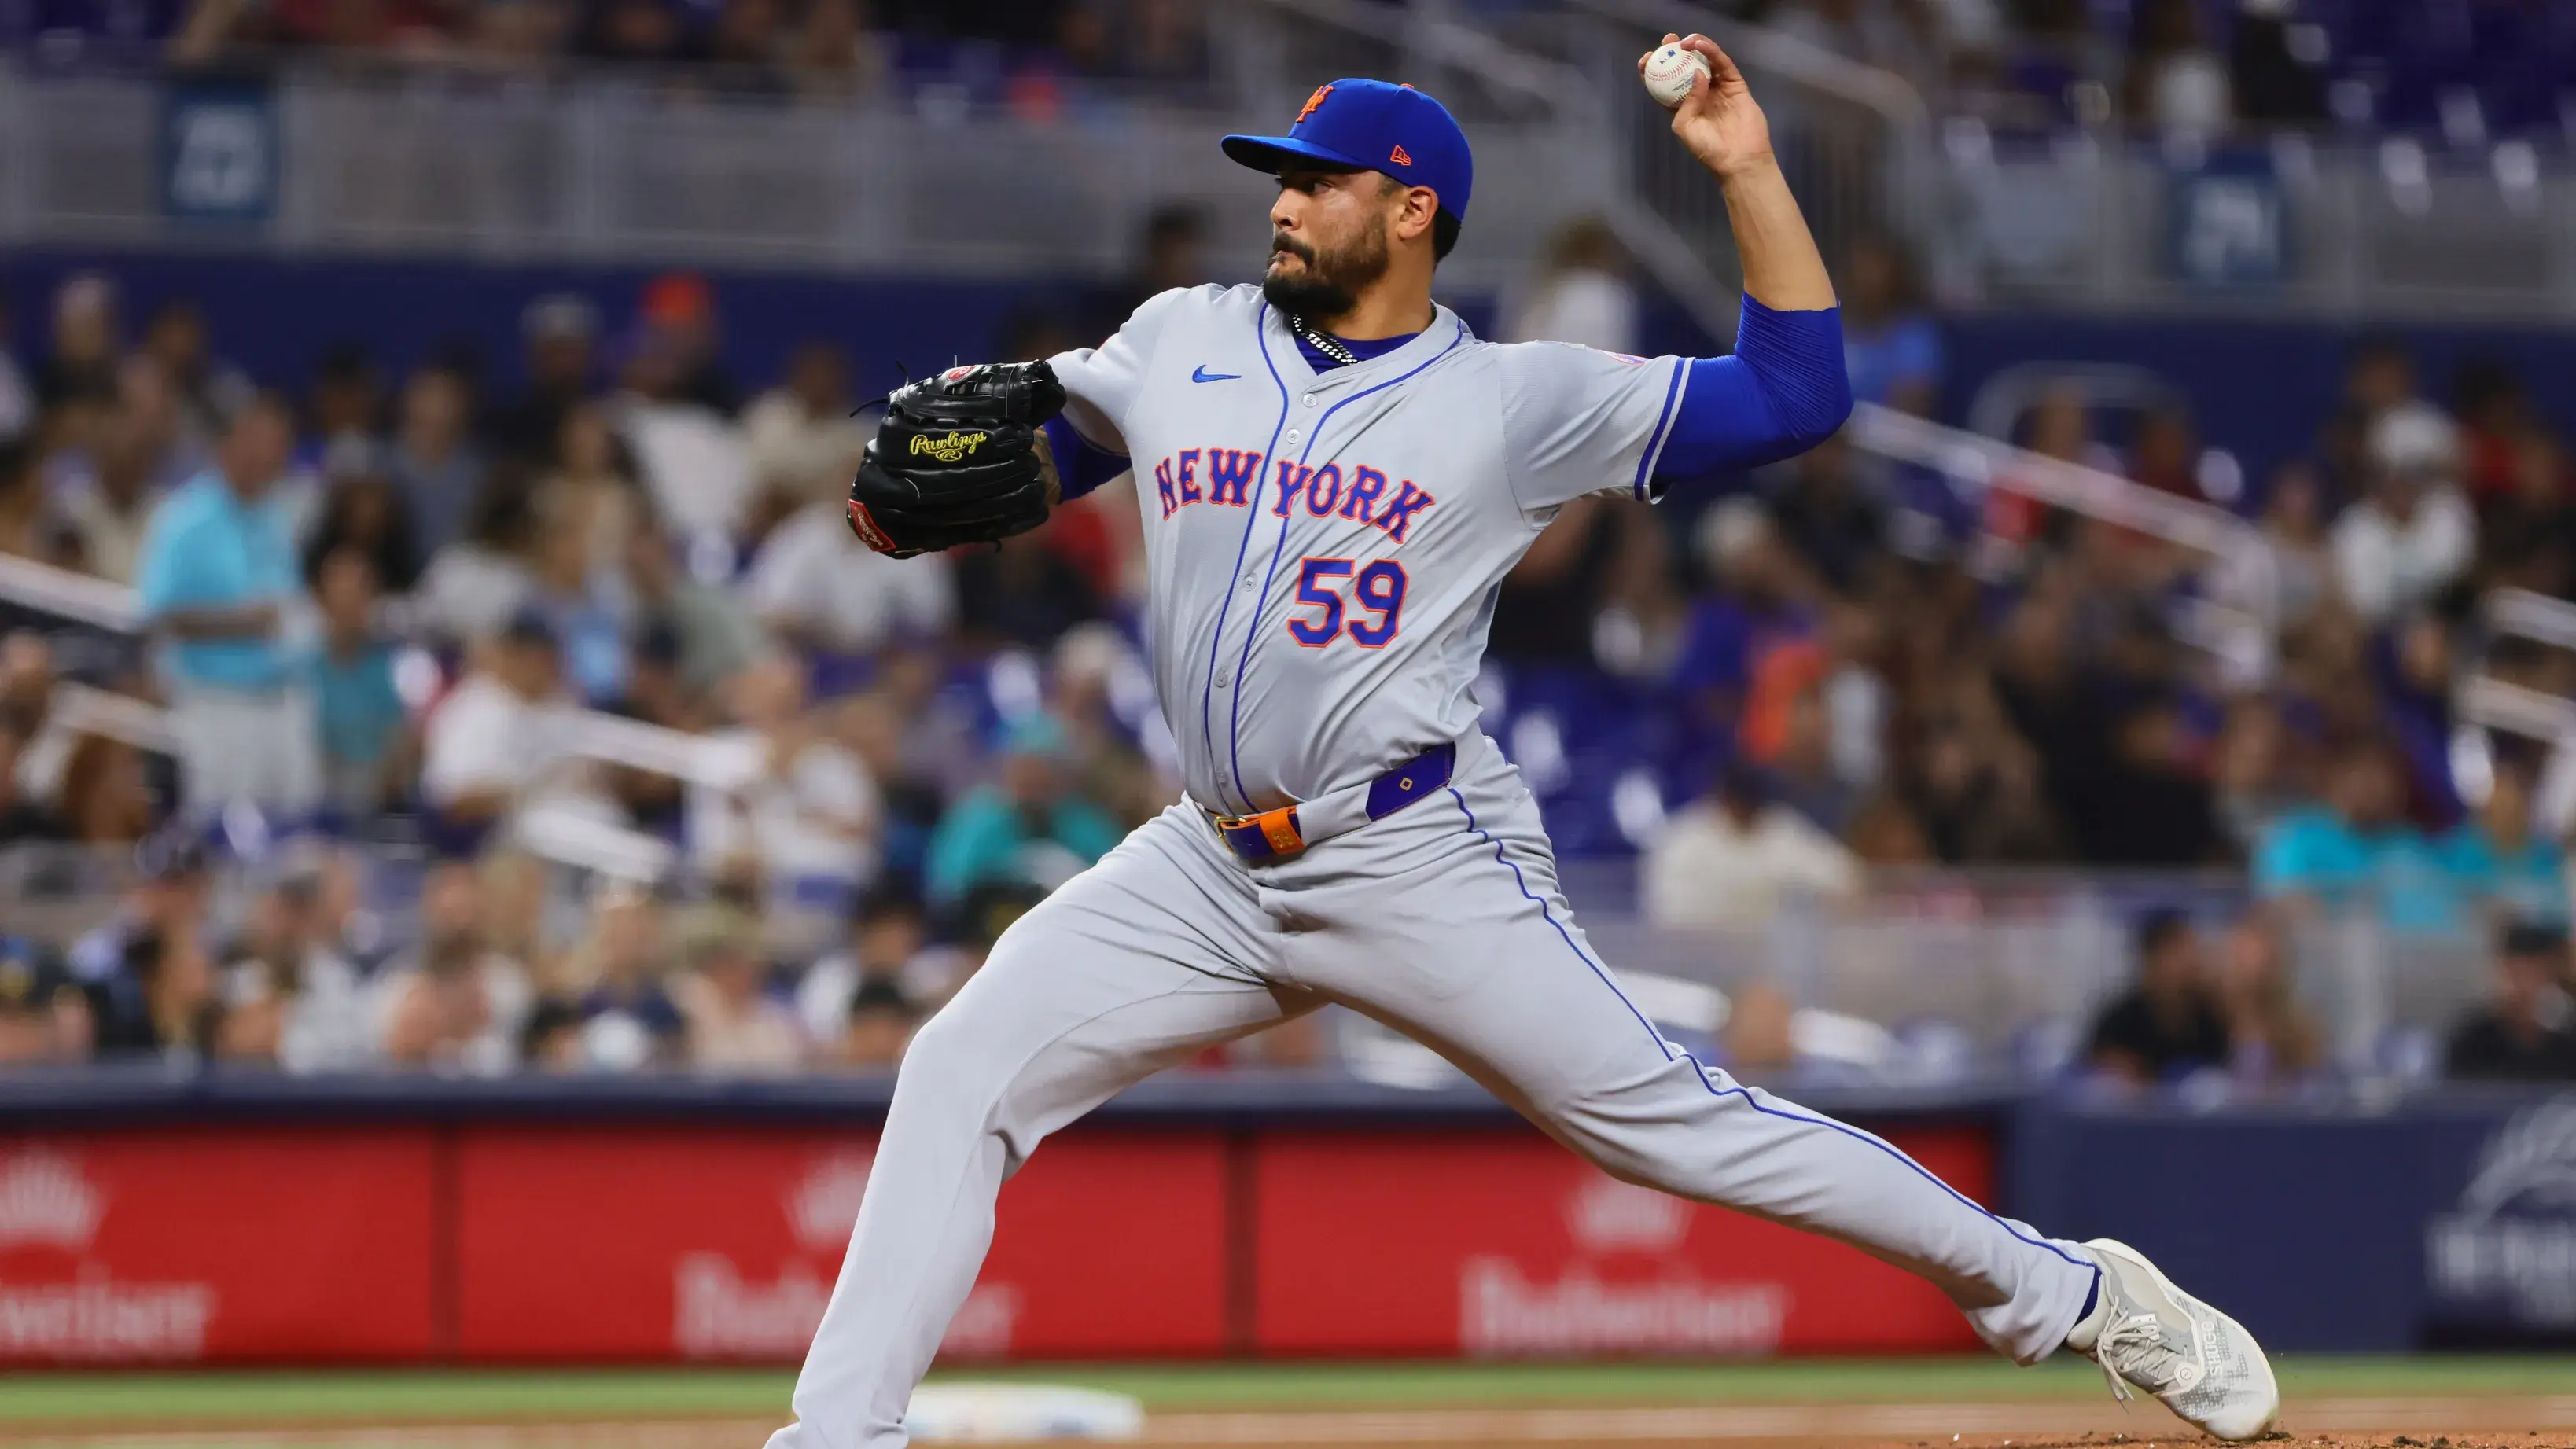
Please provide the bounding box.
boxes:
[1191,366,1242,383]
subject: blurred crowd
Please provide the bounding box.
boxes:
[1530,219,2576,1090]
[9,0,2569,148]
[1509,227,2575,953]
[1682,0,2574,140]
[2068,904,2576,1097]
[0,831,1090,1075]
[0,200,2570,1083]
[0,208,1246,1075]
[16,0,1216,104]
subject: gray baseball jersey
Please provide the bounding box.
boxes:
[1048,283,1684,816]
[765,285,2105,1449]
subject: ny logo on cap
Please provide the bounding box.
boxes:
[1296,84,1333,123]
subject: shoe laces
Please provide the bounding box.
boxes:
[2092,1309,2192,1404]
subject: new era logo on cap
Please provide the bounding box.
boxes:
[1390,144,1412,166]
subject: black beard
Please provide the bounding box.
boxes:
[1261,269,1360,322]
[1260,226,1388,325]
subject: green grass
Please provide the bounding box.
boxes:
[1,1356,2572,1425]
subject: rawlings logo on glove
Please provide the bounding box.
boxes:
[908,430,990,463]
[847,361,1066,557]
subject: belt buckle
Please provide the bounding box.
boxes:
[1216,805,1305,861]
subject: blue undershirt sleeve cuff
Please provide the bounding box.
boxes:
[1040,414,1131,504]
[1648,298,1853,498]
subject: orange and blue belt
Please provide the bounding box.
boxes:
[1209,742,1457,863]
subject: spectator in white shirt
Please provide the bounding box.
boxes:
[743,341,868,508]
[55,399,163,586]
[1503,217,1639,354]
[742,496,954,657]
[419,611,586,831]
[2331,401,2476,625]
[217,856,374,1072]
[1643,763,1861,933]
[615,329,750,541]
[687,653,879,889]
[796,892,933,1046]
[51,355,202,567]
[414,483,536,646]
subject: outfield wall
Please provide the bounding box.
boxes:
[0,1076,2567,1365]
[0,1076,1996,1366]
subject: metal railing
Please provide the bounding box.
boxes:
[0,6,1632,296]
[1936,127,2576,319]
[9,8,2576,318]
[0,551,748,884]
[0,535,2501,1087]
[1846,400,2280,684]
[1566,0,1934,296]
[0,822,2488,1086]
[2456,587,2576,836]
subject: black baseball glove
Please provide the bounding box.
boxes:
[845,361,1068,557]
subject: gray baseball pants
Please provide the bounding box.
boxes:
[767,733,2097,1449]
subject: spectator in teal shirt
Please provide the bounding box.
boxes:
[926,715,1123,908]
[2254,747,2466,932]
[307,548,411,820]
[134,393,320,817]
[2440,762,2570,929]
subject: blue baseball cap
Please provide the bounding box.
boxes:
[1222,79,1474,224]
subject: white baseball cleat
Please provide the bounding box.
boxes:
[2063,1237,2280,1442]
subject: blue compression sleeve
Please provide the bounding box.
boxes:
[1649,297,1853,496]
[1040,414,1132,503]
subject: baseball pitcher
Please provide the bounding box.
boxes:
[785,35,2278,1448]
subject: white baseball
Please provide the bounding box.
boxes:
[1640,43,1710,109]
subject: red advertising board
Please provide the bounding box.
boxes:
[0,1114,2005,1364]
[0,1129,436,1363]
[1253,1127,1995,1355]
[454,1127,1229,1362]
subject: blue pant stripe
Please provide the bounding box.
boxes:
[1443,787,2093,1274]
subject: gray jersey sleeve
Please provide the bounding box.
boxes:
[1045,285,1209,454]
[1493,343,1692,514]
